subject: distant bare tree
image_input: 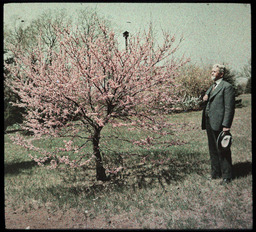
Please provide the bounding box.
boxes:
[239,59,251,79]
[237,59,251,94]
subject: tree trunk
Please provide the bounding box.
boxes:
[92,127,108,181]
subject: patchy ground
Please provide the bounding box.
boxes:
[5,204,149,229]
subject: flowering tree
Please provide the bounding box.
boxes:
[5,22,189,181]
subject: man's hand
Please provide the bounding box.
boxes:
[223,127,230,132]
[203,94,209,102]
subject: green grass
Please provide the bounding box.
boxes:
[4,94,252,229]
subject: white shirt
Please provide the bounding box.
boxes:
[214,78,223,88]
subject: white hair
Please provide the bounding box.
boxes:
[213,64,225,74]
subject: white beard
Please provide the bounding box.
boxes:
[211,76,216,81]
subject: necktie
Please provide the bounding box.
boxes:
[212,82,217,91]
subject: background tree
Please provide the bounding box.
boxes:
[238,59,251,94]
[174,64,212,111]
[4,19,32,131]
[6,20,188,181]
[222,66,241,97]
[176,64,212,99]
[245,77,251,94]
[4,51,26,131]
[4,10,71,131]
[4,8,109,132]
[239,59,251,79]
[236,82,247,95]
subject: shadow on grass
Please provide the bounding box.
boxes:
[46,150,209,200]
[5,160,37,175]
[108,150,208,192]
[232,161,252,179]
[5,149,210,203]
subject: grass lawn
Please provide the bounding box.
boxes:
[4,94,252,229]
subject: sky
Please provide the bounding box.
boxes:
[4,3,251,72]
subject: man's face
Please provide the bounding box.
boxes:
[211,67,223,81]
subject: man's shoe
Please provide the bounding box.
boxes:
[220,178,232,185]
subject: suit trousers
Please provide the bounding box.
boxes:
[205,116,232,179]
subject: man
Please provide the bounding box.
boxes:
[202,64,235,184]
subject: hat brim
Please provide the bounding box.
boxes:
[217,131,232,151]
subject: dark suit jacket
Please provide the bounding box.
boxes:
[202,80,235,131]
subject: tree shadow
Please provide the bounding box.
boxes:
[108,151,207,192]
[5,160,37,176]
[232,161,252,179]
[5,149,209,199]
[54,150,209,196]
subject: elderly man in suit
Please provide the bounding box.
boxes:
[202,64,235,184]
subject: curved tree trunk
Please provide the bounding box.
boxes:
[92,127,108,181]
